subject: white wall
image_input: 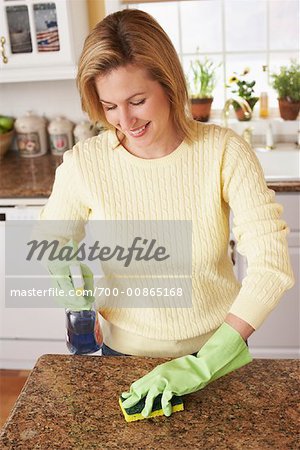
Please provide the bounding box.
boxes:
[1,79,87,123]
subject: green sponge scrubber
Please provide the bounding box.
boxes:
[119,394,184,422]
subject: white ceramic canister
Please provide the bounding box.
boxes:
[48,116,74,156]
[73,121,97,143]
[14,111,48,158]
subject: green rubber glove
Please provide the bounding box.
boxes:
[121,323,252,417]
[47,239,95,311]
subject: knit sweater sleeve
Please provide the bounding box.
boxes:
[38,145,90,245]
[221,130,295,330]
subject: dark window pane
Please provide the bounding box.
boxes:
[6,5,32,54]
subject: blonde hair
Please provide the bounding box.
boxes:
[77,9,196,143]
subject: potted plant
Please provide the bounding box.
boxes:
[227,68,259,121]
[187,55,221,122]
[271,59,300,120]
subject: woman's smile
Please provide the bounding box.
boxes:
[128,122,150,138]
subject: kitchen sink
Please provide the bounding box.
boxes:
[254,143,300,181]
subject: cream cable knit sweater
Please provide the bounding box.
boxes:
[40,122,294,356]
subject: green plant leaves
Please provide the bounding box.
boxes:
[187,56,221,99]
[271,59,300,102]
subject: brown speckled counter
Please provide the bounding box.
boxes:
[0,151,299,199]
[0,152,62,198]
[267,180,300,192]
[0,355,299,449]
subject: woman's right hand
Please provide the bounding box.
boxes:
[47,240,95,311]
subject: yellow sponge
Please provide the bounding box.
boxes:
[119,394,184,422]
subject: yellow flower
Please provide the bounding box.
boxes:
[229,75,239,84]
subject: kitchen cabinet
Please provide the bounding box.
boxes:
[0,202,67,369]
[0,0,89,82]
[232,193,299,359]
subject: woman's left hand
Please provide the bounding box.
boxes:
[122,355,212,417]
[121,323,252,417]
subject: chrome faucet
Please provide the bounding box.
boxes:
[242,127,253,146]
[222,96,252,128]
[265,123,275,150]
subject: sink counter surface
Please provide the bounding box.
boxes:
[254,143,300,182]
[0,355,299,449]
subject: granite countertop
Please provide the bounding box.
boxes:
[0,151,299,199]
[0,152,62,198]
[0,355,299,449]
[266,180,300,192]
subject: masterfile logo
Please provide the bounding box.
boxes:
[26,237,170,267]
[4,220,192,309]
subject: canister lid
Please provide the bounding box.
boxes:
[48,116,74,134]
[73,121,97,138]
[15,111,46,133]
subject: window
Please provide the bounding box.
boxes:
[107,0,299,112]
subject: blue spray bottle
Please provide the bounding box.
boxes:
[65,265,103,355]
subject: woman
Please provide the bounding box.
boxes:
[41,9,294,417]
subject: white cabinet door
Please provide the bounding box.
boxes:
[0,0,89,82]
[246,193,299,358]
[0,204,67,369]
[248,230,299,358]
